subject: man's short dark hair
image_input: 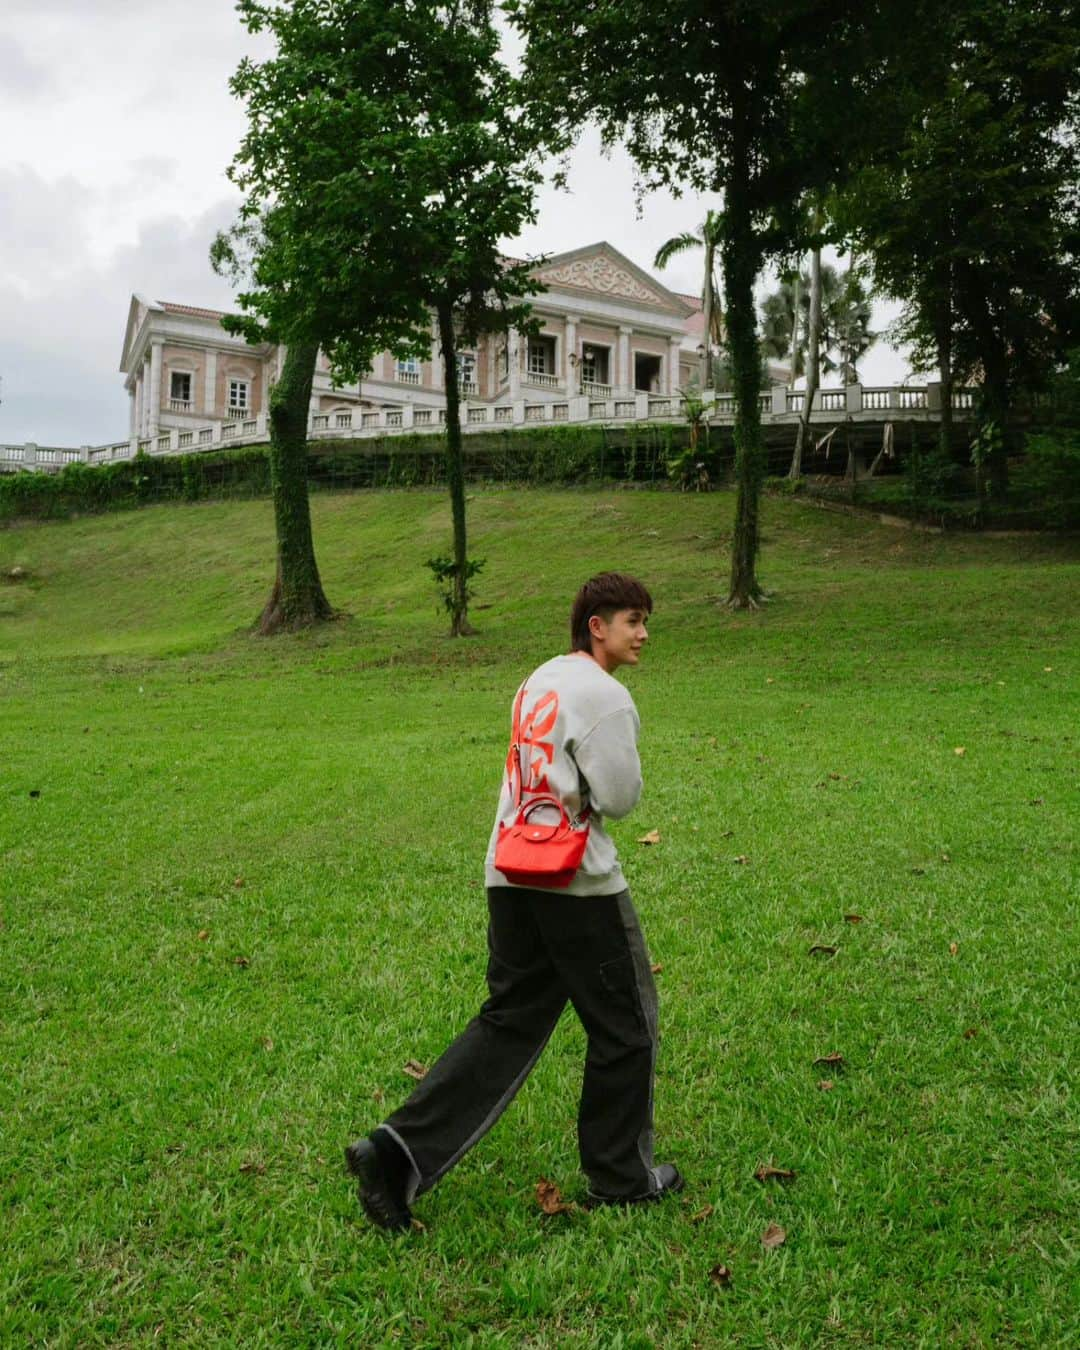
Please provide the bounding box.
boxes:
[570,572,653,653]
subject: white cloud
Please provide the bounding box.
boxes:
[0,6,910,448]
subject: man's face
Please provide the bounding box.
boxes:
[589,606,650,672]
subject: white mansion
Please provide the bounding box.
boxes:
[118,242,786,442]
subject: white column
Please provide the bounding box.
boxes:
[204,350,217,416]
[508,326,521,400]
[618,326,632,392]
[668,337,682,394]
[486,337,496,398]
[141,357,151,437]
[148,341,163,435]
[127,387,136,437]
[565,318,578,389]
[133,376,142,438]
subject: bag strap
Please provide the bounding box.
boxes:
[506,682,528,810]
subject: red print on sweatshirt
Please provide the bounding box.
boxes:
[507,688,559,796]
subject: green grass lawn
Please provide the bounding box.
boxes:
[1,487,1077,1347]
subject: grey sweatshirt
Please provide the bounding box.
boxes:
[484,653,642,896]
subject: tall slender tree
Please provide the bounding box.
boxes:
[510,0,899,608]
[653,211,724,392]
[220,0,544,636]
[840,0,1080,485]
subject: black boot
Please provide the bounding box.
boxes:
[585,1162,684,1208]
[344,1132,413,1232]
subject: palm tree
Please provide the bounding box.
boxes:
[654,210,724,391]
[761,263,878,388]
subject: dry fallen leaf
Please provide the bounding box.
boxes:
[690,1204,714,1224]
[940,853,951,863]
[260,1036,274,1051]
[813,1052,845,1069]
[410,1218,427,1232]
[954,747,966,757]
[843,914,864,924]
[372,1087,385,1104]
[233,876,245,888]
[403,1059,427,1081]
[963,1026,978,1039]
[761,1223,787,1250]
[708,1263,733,1287]
[817,1079,835,1091]
[809,944,838,957]
[651,963,663,975]
[196,929,210,942]
[754,1164,796,1183]
[733,855,750,865]
[536,1178,576,1215]
[949,942,959,956]
[233,955,250,968]
[637,829,662,846]
[239,1160,266,1175]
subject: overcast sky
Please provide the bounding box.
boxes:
[1,1,907,447]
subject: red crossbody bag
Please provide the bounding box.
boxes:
[493,686,590,889]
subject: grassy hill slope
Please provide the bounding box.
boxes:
[1,488,1077,1347]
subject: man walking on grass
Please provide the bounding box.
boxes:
[346,572,682,1230]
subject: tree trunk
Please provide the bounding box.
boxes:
[934,291,954,462]
[979,335,1012,497]
[723,121,766,610]
[702,235,715,392]
[436,301,476,637]
[258,336,334,635]
[788,271,801,389]
[790,240,822,481]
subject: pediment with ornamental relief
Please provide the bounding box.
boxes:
[532,244,693,317]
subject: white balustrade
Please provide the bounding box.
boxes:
[524,371,560,390]
[11,382,992,476]
[168,399,193,413]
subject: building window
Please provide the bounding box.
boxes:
[581,344,610,386]
[458,352,477,393]
[395,357,421,384]
[228,379,250,412]
[527,335,556,376]
[170,371,192,403]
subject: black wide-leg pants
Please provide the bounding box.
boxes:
[377,885,660,1201]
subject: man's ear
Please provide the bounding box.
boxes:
[588,613,607,641]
